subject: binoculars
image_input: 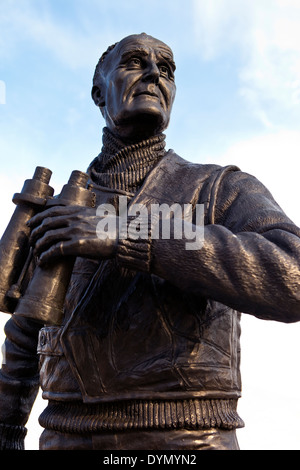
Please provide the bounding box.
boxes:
[0,167,96,325]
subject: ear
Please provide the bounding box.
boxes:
[91,85,105,107]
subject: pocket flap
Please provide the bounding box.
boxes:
[38,326,64,356]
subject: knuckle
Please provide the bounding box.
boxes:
[41,216,51,228]
[77,238,85,247]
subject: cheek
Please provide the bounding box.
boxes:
[161,82,176,112]
[105,75,133,112]
[168,83,176,105]
[105,80,118,110]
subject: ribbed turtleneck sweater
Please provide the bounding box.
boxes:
[89,127,167,193]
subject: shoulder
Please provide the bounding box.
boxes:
[165,149,222,174]
[164,150,240,186]
[167,149,243,198]
[214,168,296,231]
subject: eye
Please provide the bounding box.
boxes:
[128,57,143,67]
[159,64,174,80]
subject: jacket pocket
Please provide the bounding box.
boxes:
[38,326,81,400]
[37,326,63,356]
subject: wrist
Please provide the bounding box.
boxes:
[116,214,152,272]
[0,423,27,450]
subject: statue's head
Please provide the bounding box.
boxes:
[92,33,176,141]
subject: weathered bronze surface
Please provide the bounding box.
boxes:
[0,167,53,313]
[0,33,299,451]
[14,171,96,325]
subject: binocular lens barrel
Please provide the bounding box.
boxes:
[0,167,54,313]
[14,170,96,325]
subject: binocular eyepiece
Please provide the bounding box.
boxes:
[0,167,96,325]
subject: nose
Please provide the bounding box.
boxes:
[142,61,160,84]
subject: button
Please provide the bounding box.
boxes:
[39,333,46,347]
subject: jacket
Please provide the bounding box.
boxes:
[37,151,300,402]
[1,151,300,447]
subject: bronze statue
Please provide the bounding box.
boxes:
[0,33,300,451]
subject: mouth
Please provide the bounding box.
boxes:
[134,91,159,98]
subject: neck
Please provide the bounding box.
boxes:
[110,123,165,145]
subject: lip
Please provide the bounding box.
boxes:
[134,91,159,98]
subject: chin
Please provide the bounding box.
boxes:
[114,109,169,141]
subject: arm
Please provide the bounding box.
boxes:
[117,171,300,323]
[28,170,300,323]
[0,315,40,450]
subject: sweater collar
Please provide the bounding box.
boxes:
[89,128,166,193]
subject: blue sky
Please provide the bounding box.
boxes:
[0,0,300,450]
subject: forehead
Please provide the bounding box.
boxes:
[109,35,175,69]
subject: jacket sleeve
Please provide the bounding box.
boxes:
[117,170,300,323]
[0,315,40,450]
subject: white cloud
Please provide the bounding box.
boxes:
[192,0,250,59]
[0,81,5,105]
[192,0,300,127]
[215,129,300,226]
[0,0,111,69]
[237,314,300,450]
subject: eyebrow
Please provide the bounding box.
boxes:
[120,47,149,62]
[157,51,176,72]
[120,47,176,72]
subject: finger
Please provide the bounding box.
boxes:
[27,207,62,228]
[38,240,77,266]
[28,205,82,228]
[30,215,69,245]
[34,227,73,257]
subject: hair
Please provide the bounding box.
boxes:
[92,42,119,87]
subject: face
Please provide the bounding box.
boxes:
[94,34,176,141]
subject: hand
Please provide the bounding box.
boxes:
[28,205,119,266]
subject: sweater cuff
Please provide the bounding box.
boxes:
[0,423,27,450]
[116,214,152,272]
